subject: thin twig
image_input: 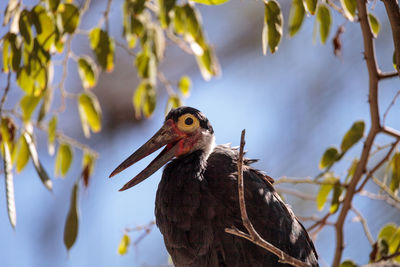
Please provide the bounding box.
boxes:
[0,72,12,114]
[383,91,400,125]
[382,0,400,76]
[360,190,400,210]
[166,30,193,55]
[276,177,345,186]
[350,206,374,245]
[276,187,317,201]
[378,71,399,80]
[381,126,400,140]
[115,40,136,57]
[371,175,400,203]
[225,130,312,267]
[158,72,175,96]
[307,212,331,232]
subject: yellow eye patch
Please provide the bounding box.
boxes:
[177,113,200,132]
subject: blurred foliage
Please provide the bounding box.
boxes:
[0,0,399,266]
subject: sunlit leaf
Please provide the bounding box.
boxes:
[165,95,182,114]
[45,116,56,156]
[37,86,53,122]
[390,153,400,193]
[316,4,331,44]
[57,3,80,34]
[55,143,73,177]
[118,234,131,255]
[3,142,16,228]
[304,0,317,15]
[368,13,380,38]
[196,45,220,81]
[319,147,339,169]
[178,75,191,97]
[89,28,115,72]
[316,175,338,210]
[133,82,156,118]
[340,0,357,21]
[345,158,358,183]
[20,95,41,122]
[78,92,102,137]
[0,117,16,147]
[32,5,56,51]
[46,0,60,12]
[3,0,20,26]
[23,131,53,191]
[190,0,229,5]
[394,51,397,71]
[77,56,98,89]
[158,0,176,28]
[15,135,30,173]
[262,0,283,54]
[2,34,10,72]
[19,10,33,48]
[288,0,305,37]
[378,223,397,242]
[340,121,365,153]
[64,182,79,251]
[173,6,185,35]
[330,182,343,214]
[389,228,400,254]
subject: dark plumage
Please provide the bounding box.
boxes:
[110,107,319,267]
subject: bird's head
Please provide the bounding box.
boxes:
[109,107,215,191]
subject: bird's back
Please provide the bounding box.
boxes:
[156,145,318,267]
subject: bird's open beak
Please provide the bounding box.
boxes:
[109,119,183,191]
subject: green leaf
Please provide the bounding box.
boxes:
[132,82,156,118]
[57,3,80,34]
[173,6,185,35]
[23,131,53,191]
[77,56,98,89]
[340,121,365,153]
[394,51,398,71]
[89,28,115,72]
[316,4,332,44]
[304,0,317,15]
[340,0,357,21]
[288,0,305,37]
[46,0,60,12]
[165,95,182,114]
[368,13,380,38]
[158,0,176,28]
[78,92,102,137]
[345,158,358,183]
[262,0,283,54]
[15,135,30,173]
[32,5,56,51]
[48,116,57,155]
[2,34,10,72]
[196,45,220,81]
[20,95,41,122]
[19,10,33,48]
[37,86,54,122]
[390,152,400,193]
[340,260,358,267]
[55,143,73,177]
[316,175,338,210]
[330,182,343,214]
[389,228,400,254]
[64,182,79,251]
[378,223,397,242]
[3,142,16,228]
[178,76,191,97]
[118,234,131,255]
[319,147,339,169]
[190,0,229,5]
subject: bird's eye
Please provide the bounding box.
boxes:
[177,114,199,132]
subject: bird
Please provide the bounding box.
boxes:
[109,106,319,267]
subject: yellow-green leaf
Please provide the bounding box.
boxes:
[118,234,131,255]
[82,152,95,188]
[330,182,343,214]
[288,0,305,37]
[195,45,220,81]
[316,175,338,210]
[178,76,191,97]
[378,223,397,242]
[19,10,33,48]
[15,135,30,173]
[304,0,317,15]
[57,3,80,34]
[319,147,339,169]
[46,0,60,12]
[55,143,73,177]
[78,92,102,137]
[262,0,283,54]
[345,158,358,183]
[389,228,400,254]
[32,5,56,51]
[89,28,115,72]
[48,116,57,155]
[173,6,185,35]
[340,0,357,21]
[23,131,53,191]
[340,121,365,153]
[340,260,357,267]
[158,0,176,28]
[20,95,41,122]
[393,51,397,71]
[64,182,79,251]
[132,82,156,118]
[368,13,380,38]
[165,95,182,114]
[190,0,229,5]
[2,34,10,73]
[77,56,98,89]
[316,4,332,44]
[390,153,400,193]
[3,142,16,228]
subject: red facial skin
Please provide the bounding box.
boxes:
[165,119,201,157]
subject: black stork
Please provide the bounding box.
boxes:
[109,106,319,267]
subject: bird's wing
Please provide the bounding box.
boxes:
[204,144,319,267]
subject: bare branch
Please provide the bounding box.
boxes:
[158,72,176,96]
[225,130,312,267]
[0,72,12,114]
[378,71,399,80]
[383,90,400,125]
[382,0,400,76]
[276,187,317,201]
[382,126,400,140]
[371,175,400,204]
[350,206,374,245]
[360,190,400,210]
[276,177,345,186]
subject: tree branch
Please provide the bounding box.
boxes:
[225,130,312,267]
[382,0,400,76]
[350,206,374,245]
